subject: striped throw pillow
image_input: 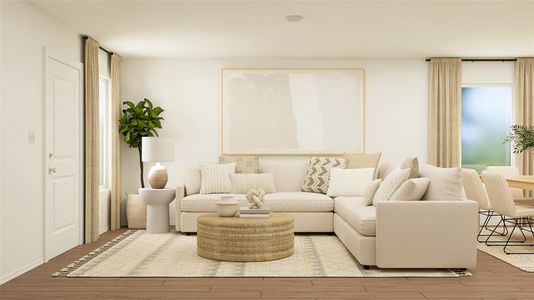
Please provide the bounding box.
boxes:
[200,163,236,194]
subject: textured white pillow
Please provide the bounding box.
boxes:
[363,179,382,206]
[200,163,236,194]
[326,168,375,197]
[230,173,276,194]
[390,177,430,201]
[372,169,410,205]
[419,165,462,200]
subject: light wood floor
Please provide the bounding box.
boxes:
[1,228,534,300]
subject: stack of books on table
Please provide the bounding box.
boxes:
[239,207,270,218]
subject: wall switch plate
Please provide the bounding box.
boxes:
[28,131,36,144]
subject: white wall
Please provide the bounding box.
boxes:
[120,58,429,225]
[0,1,82,283]
[463,61,514,84]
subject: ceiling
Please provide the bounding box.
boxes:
[31,1,534,58]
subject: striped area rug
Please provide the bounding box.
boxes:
[55,231,469,278]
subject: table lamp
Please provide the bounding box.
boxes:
[142,137,175,189]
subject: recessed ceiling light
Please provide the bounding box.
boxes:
[285,15,304,22]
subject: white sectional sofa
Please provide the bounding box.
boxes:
[174,158,478,269]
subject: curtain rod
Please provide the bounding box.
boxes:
[425,58,517,62]
[82,36,113,55]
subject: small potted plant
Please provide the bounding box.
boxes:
[119,98,164,228]
[505,125,534,154]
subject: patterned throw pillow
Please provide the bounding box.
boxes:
[301,157,348,194]
[372,168,410,205]
[218,155,259,174]
[200,163,236,194]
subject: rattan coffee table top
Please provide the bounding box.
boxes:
[197,213,294,228]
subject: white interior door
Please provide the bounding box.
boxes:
[44,52,83,261]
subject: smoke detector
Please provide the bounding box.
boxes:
[285,15,304,22]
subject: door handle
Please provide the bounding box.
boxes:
[48,167,56,175]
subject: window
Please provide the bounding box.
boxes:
[461,86,512,173]
[99,76,111,188]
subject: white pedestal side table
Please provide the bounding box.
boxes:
[139,188,176,233]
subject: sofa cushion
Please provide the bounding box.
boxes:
[264,192,334,212]
[182,194,248,212]
[182,192,333,212]
[420,164,462,200]
[259,158,309,192]
[334,196,377,236]
[230,173,276,194]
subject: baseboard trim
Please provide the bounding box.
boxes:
[0,257,44,285]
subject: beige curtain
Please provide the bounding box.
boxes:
[84,37,100,243]
[514,58,534,179]
[428,58,462,168]
[111,54,122,230]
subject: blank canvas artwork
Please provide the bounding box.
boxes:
[222,69,365,154]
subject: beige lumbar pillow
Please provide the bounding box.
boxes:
[363,179,382,206]
[218,155,259,174]
[230,173,276,194]
[327,168,375,197]
[390,177,430,201]
[200,163,236,194]
[302,157,348,194]
[372,168,410,205]
[400,156,419,179]
[343,152,382,179]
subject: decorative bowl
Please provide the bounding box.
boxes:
[216,197,238,217]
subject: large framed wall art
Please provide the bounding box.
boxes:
[221,68,365,155]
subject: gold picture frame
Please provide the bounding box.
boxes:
[221,68,366,156]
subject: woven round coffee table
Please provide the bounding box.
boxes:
[196,213,294,262]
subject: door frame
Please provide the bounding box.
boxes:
[42,47,84,262]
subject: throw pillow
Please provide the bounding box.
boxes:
[199,163,236,194]
[218,155,259,174]
[390,177,430,201]
[343,152,382,179]
[327,168,375,197]
[372,168,410,205]
[301,157,348,194]
[230,173,276,194]
[420,164,463,200]
[363,179,382,206]
[400,156,419,178]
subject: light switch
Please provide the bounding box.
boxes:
[28,131,36,144]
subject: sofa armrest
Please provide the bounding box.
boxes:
[375,200,478,269]
[174,185,185,232]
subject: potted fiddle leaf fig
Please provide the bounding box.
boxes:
[119,98,164,229]
[505,125,534,154]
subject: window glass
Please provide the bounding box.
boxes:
[461,86,512,173]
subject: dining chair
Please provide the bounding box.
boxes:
[486,166,529,200]
[481,171,534,255]
[462,169,507,241]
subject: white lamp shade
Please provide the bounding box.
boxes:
[142,137,175,162]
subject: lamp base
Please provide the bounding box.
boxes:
[148,163,168,189]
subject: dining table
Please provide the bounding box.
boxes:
[506,176,534,190]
